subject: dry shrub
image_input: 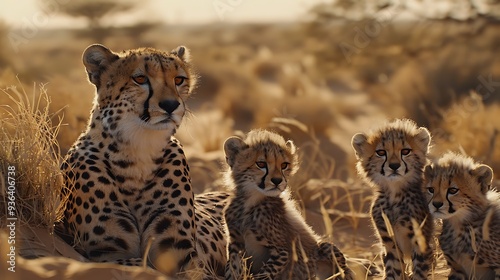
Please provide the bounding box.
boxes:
[0,75,92,154]
[0,82,66,230]
[432,92,500,173]
[383,44,494,127]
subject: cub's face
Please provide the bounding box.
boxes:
[424,156,493,220]
[83,44,196,136]
[351,120,430,187]
[224,130,298,197]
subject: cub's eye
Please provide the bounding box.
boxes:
[256,162,267,169]
[375,150,386,157]
[401,149,412,156]
[281,162,289,170]
[132,75,148,85]
[427,187,434,194]
[174,76,187,86]
[448,187,459,195]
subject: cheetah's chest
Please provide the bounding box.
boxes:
[372,190,430,257]
[243,231,270,273]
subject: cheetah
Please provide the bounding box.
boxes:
[425,152,500,279]
[57,44,226,277]
[351,119,434,280]
[223,129,353,280]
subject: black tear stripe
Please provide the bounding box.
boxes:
[447,198,455,213]
[140,79,154,122]
[259,167,268,189]
[380,156,387,176]
[401,156,409,173]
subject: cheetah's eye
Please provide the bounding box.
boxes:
[256,162,267,169]
[375,150,386,157]
[401,148,412,156]
[427,187,434,194]
[174,76,187,86]
[281,162,289,170]
[448,187,459,195]
[132,75,148,85]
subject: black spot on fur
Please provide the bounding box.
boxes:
[155,218,172,234]
[171,190,181,198]
[94,190,105,199]
[163,179,173,188]
[98,176,111,185]
[159,238,175,250]
[175,239,192,250]
[117,219,135,233]
[93,226,105,235]
[113,160,134,168]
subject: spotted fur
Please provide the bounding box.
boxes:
[223,129,353,280]
[425,152,500,279]
[352,119,434,280]
[57,44,226,278]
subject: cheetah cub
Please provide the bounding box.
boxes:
[351,119,434,280]
[223,129,353,280]
[425,152,500,279]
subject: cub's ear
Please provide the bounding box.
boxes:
[223,136,246,168]
[82,44,119,88]
[471,164,493,194]
[285,140,296,154]
[351,133,368,159]
[415,127,431,153]
[424,165,433,180]
[171,46,190,63]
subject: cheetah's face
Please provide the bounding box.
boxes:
[424,154,493,220]
[83,44,196,136]
[352,120,430,187]
[224,130,299,197]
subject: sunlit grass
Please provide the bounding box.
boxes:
[0,80,67,230]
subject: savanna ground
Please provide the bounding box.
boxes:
[1,16,500,279]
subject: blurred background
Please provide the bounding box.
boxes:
[1,0,500,268]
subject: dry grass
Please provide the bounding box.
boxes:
[431,92,500,172]
[0,81,66,230]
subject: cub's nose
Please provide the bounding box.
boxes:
[432,201,444,209]
[159,100,180,114]
[271,177,283,186]
[389,162,401,171]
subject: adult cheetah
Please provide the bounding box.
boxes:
[57,44,226,278]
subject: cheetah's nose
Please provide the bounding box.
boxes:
[271,177,283,186]
[389,163,400,171]
[159,100,180,114]
[432,201,443,209]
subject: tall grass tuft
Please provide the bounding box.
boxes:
[0,81,66,230]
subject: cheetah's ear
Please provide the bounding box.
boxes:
[415,127,431,154]
[471,164,493,194]
[424,164,433,180]
[285,140,296,154]
[224,136,246,168]
[171,46,191,63]
[351,133,368,159]
[83,44,119,89]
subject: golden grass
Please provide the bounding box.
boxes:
[0,81,66,230]
[432,92,500,172]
